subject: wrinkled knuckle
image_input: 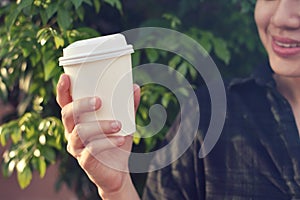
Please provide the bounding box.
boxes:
[78,157,89,169]
[66,143,73,155]
[73,124,81,137]
[61,107,68,120]
[64,130,69,141]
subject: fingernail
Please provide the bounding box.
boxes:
[115,136,125,146]
[111,121,121,131]
[133,84,139,91]
[90,97,96,109]
[59,75,65,87]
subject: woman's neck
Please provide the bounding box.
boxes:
[274,74,300,106]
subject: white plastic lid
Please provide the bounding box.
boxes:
[59,33,134,66]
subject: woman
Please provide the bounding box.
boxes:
[56,0,300,199]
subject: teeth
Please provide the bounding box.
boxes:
[275,41,300,48]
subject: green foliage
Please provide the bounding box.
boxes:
[0,0,265,198]
[0,0,119,196]
[0,113,64,188]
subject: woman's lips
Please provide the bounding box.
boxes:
[272,36,300,57]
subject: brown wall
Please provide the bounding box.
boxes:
[0,159,78,200]
[0,102,77,200]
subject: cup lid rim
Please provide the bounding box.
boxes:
[59,46,134,66]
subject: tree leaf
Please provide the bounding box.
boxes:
[40,146,56,163]
[30,51,42,66]
[11,128,22,144]
[17,166,32,189]
[162,13,181,29]
[177,62,188,76]
[161,93,171,108]
[39,9,48,25]
[54,35,64,49]
[0,79,8,102]
[188,64,198,80]
[0,127,7,146]
[70,0,84,9]
[132,134,141,145]
[93,0,101,13]
[145,49,159,63]
[44,59,57,81]
[132,51,141,67]
[75,6,85,22]
[1,160,12,177]
[6,0,34,30]
[57,8,72,30]
[38,157,47,178]
[178,87,190,97]
[212,38,231,65]
[46,2,59,20]
[168,55,181,68]
[5,5,19,31]
[18,0,34,9]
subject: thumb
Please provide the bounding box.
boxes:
[56,74,72,108]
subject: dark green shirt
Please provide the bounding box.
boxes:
[142,64,300,200]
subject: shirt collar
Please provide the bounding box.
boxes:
[251,62,276,88]
[228,62,277,90]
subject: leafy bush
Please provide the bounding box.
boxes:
[0,0,120,198]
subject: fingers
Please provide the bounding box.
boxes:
[77,136,125,171]
[56,74,72,108]
[61,97,101,133]
[75,120,122,144]
[85,136,125,156]
[60,81,139,167]
[60,82,139,133]
[66,120,123,158]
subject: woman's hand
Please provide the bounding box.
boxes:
[56,74,140,199]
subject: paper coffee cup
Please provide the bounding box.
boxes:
[59,34,135,136]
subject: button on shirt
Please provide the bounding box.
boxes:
[142,64,300,200]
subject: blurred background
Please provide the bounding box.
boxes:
[0,0,265,199]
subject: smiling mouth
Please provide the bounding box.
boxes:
[274,41,300,48]
[271,37,300,57]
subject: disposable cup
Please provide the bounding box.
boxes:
[59,34,135,136]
